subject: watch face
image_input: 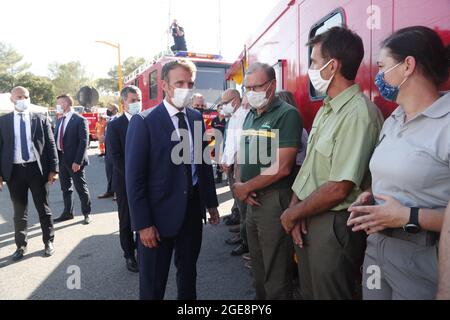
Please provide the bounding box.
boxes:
[404,224,421,234]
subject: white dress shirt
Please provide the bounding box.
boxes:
[163,99,198,185]
[221,106,249,166]
[124,112,132,122]
[13,110,37,164]
[56,110,74,151]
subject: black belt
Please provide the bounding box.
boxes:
[379,228,439,247]
[13,161,37,168]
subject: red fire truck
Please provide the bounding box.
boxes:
[124,51,233,129]
[226,0,450,131]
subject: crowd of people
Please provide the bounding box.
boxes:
[0,25,449,300]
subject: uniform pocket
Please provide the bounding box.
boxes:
[332,212,350,249]
[315,137,334,158]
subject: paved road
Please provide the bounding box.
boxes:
[0,145,254,300]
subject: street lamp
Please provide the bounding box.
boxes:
[95,40,123,111]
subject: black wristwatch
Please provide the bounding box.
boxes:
[403,207,421,234]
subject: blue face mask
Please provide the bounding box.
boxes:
[374,61,408,102]
[128,102,142,115]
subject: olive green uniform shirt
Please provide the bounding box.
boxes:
[292,84,384,210]
[239,97,302,191]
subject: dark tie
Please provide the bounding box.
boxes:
[19,113,30,162]
[59,116,66,151]
[175,112,193,192]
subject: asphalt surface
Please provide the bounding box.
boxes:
[0,145,254,300]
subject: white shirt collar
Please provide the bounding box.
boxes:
[124,112,132,121]
[62,109,73,118]
[163,99,186,118]
[14,109,30,116]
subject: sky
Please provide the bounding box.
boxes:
[1,0,278,79]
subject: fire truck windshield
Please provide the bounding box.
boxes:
[194,65,228,108]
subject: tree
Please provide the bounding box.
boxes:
[97,93,119,108]
[16,73,55,107]
[49,61,92,97]
[0,42,31,75]
[96,56,146,92]
[0,73,15,92]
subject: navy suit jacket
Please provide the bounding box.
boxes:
[0,112,58,182]
[55,112,89,167]
[125,102,218,237]
[106,114,128,193]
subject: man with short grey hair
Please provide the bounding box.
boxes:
[233,62,302,299]
[107,85,142,272]
[125,59,219,299]
[192,93,206,113]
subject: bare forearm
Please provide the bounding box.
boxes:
[418,208,445,232]
[437,204,450,299]
[244,170,288,193]
[289,192,300,207]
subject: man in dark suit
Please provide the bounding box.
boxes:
[126,59,220,300]
[98,103,119,200]
[53,94,92,225]
[0,86,59,261]
[107,87,142,273]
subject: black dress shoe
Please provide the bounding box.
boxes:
[97,192,114,199]
[44,242,55,256]
[231,244,249,256]
[225,235,242,245]
[229,225,241,233]
[126,257,139,273]
[83,215,91,225]
[54,214,74,222]
[12,247,27,261]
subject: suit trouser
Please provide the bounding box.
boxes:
[362,232,438,300]
[7,162,54,248]
[295,210,366,300]
[58,152,91,216]
[138,187,203,300]
[246,188,294,300]
[105,155,113,194]
[116,188,136,258]
[233,163,247,245]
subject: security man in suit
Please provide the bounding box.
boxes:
[125,59,220,300]
[107,86,142,272]
[53,94,92,225]
[0,86,59,261]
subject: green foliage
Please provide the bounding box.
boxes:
[48,61,92,97]
[96,56,146,92]
[0,42,31,75]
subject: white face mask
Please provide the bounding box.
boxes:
[128,102,142,115]
[171,88,193,109]
[246,80,274,110]
[307,59,335,95]
[56,104,63,114]
[15,98,31,112]
[222,103,235,115]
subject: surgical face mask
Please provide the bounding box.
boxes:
[56,104,63,113]
[171,87,193,109]
[15,98,31,112]
[307,59,335,95]
[246,81,272,109]
[222,103,235,115]
[374,61,407,102]
[128,102,142,115]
